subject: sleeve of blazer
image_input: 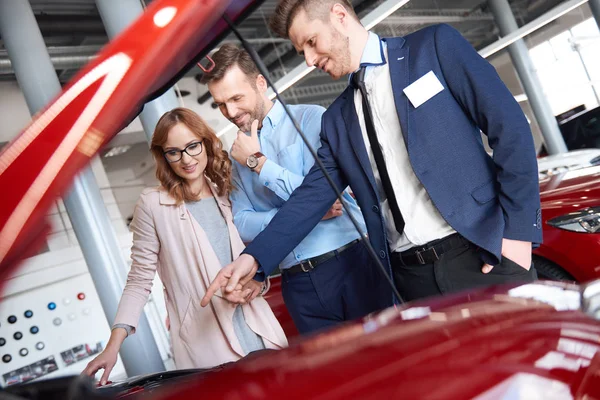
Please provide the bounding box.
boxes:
[243,119,347,277]
[433,23,542,244]
[113,193,160,332]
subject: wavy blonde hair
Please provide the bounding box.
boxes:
[150,108,232,202]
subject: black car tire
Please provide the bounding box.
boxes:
[533,256,576,282]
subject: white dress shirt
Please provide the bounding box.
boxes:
[353,33,455,252]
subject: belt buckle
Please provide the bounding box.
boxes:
[415,247,440,264]
[300,259,314,272]
[431,247,440,261]
[415,250,425,265]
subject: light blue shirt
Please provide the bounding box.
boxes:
[230,100,366,270]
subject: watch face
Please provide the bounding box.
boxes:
[246,155,258,169]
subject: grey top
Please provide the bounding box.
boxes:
[186,196,264,354]
[186,197,232,267]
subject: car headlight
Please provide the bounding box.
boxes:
[547,206,600,233]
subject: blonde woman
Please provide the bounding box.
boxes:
[83,108,287,385]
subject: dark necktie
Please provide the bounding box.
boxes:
[352,66,405,234]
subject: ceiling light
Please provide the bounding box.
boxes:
[103,145,131,158]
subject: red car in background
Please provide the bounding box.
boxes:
[534,166,600,282]
[0,0,599,399]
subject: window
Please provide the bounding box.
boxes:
[529,18,600,116]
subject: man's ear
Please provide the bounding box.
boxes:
[331,3,349,26]
[256,74,268,92]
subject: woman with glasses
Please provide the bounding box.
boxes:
[83,108,287,385]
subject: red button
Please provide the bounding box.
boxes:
[77,293,86,300]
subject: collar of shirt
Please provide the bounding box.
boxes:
[349,32,386,85]
[261,100,284,134]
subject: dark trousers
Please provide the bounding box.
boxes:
[281,241,393,335]
[391,236,538,302]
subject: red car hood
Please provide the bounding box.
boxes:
[539,166,600,217]
[152,281,600,400]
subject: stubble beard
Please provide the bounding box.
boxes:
[329,29,351,80]
[237,91,266,133]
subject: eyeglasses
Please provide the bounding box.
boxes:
[163,141,203,163]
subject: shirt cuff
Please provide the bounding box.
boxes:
[112,323,134,337]
[258,159,280,189]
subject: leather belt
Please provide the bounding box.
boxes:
[283,239,360,276]
[392,233,469,266]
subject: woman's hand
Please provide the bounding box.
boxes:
[82,348,118,385]
[81,327,127,385]
[202,254,259,307]
[220,280,263,305]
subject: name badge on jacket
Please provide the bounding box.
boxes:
[403,71,444,108]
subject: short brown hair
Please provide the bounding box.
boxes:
[150,108,232,202]
[200,43,260,86]
[269,0,358,38]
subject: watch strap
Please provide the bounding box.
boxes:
[247,151,265,170]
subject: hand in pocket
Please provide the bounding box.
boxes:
[482,238,531,273]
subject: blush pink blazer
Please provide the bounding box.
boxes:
[113,184,288,369]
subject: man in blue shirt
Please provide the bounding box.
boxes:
[201,44,392,334]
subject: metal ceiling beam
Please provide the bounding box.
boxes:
[479,0,589,58]
[0,45,100,74]
[282,81,349,100]
[0,39,289,75]
[381,10,494,25]
[0,46,100,74]
[35,15,106,36]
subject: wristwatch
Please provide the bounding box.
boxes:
[258,279,270,296]
[246,151,265,170]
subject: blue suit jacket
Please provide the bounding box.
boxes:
[245,24,542,285]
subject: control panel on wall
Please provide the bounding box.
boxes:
[0,273,126,388]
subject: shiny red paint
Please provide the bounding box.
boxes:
[535,166,600,282]
[151,281,600,399]
[0,0,263,280]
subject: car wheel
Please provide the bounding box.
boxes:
[533,256,576,282]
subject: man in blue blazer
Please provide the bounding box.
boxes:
[202,0,541,307]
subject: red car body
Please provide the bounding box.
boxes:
[534,166,600,282]
[0,1,599,399]
[152,281,600,400]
